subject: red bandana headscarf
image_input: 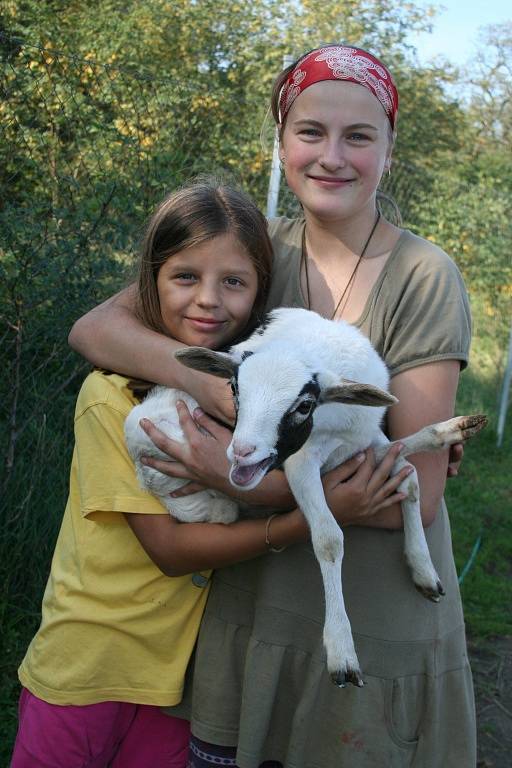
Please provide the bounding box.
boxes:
[279,45,399,129]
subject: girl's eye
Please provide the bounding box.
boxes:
[224,276,244,287]
[174,272,196,282]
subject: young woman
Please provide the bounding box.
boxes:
[68,47,475,768]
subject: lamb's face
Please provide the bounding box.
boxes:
[227,352,320,490]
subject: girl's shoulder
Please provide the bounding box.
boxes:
[75,370,138,420]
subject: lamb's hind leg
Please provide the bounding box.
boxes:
[285,454,363,688]
[373,414,487,464]
[372,432,444,601]
[394,460,445,601]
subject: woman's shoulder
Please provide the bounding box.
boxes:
[267,216,304,252]
[392,230,464,279]
[76,370,138,419]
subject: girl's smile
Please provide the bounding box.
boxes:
[156,232,259,349]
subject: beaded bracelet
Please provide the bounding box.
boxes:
[265,513,286,553]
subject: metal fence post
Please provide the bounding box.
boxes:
[497,318,512,447]
[266,54,293,219]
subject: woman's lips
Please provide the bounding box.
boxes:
[307,175,355,186]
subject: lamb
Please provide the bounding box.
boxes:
[125,387,239,524]
[170,307,486,687]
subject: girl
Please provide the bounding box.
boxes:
[12,177,407,768]
[69,46,475,768]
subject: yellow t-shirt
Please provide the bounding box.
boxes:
[18,370,210,706]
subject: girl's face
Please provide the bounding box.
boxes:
[280,80,392,224]
[156,232,259,349]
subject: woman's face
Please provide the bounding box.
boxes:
[280,80,392,223]
[156,232,259,349]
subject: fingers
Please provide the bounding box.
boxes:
[140,456,191,479]
[170,481,207,498]
[447,441,464,478]
[365,443,404,494]
[139,418,184,461]
[323,452,366,485]
[189,405,233,443]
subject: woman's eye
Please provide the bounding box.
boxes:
[224,276,244,287]
[299,128,321,138]
[348,132,370,142]
[174,273,196,282]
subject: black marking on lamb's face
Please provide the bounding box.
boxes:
[241,350,254,362]
[230,373,240,426]
[274,377,321,466]
[254,311,275,336]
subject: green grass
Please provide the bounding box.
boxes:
[446,301,512,637]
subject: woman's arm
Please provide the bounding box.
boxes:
[69,286,235,423]
[338,359,461,530]
[125,445,408,576]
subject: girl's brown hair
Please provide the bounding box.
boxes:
[136,176,273,337]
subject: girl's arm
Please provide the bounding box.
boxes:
[68,286,235,424]
[125,444,409,577]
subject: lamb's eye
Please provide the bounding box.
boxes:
[295,400,313,416]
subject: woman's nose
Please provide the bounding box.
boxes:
[319,141,345,171]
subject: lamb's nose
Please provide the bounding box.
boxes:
[232,440,256,459]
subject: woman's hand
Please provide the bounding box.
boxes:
[322,443,412,527]
[140,401,233,494]
[447,442,464,477]
[180,374,236,426]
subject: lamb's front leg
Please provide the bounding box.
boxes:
[285,451,364,688]
[372,433,444,601]
[372,414,487,464]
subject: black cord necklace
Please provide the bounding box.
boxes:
[302,210,381,320]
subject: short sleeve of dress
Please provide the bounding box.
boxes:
[374,232,472,377]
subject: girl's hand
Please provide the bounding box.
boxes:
[140,401,233,493]
[322,443,412,526]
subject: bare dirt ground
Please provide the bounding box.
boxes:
[470,636,512,767]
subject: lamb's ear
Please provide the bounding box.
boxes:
[321,380,398,407]
[174,347,236,379]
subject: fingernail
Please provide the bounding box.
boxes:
[140,418,149,427]
[395,442,404,451]
[356,452,365,463]
[193,407,204,418]
[140,456,148,465]
[405,467,414,476]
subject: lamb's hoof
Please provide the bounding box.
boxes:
[415,579,445,602]
[460,414,488,440]
[330,668,364,688]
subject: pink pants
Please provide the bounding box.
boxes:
[10,687,190,768]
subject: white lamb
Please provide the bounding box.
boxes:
[169,307,486,687]
[125,388,239,524]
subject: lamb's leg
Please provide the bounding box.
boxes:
[285,452,363,688]
[373,414,487,464]
[372,432,444,601]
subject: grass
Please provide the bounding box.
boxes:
[0,299,511,765]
